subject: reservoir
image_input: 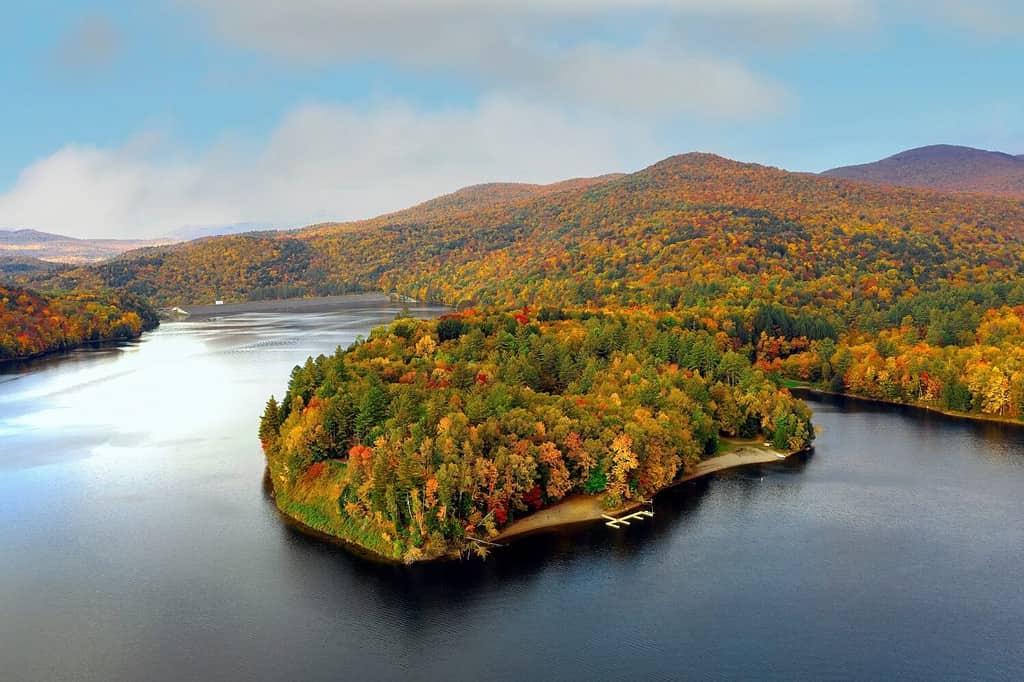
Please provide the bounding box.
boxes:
[2,296,1022,681]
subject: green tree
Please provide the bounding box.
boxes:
[355,380,390,441]
[259,396,281,444]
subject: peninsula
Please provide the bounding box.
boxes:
[260,308,814,563]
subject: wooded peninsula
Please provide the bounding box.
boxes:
[259,308,813,562]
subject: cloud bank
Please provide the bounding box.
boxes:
[181,0,826,119]
[0,98,657,239]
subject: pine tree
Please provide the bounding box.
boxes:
[355,381,389,441]
[259,396,281,445]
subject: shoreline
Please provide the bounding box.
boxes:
[260,470,443,566]
[0,333,150,371]
[178,292,402,320]
[493,443,802,543]
[790,385,1024,429]
[268,444,803,565]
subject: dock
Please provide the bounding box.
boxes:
[601,506,654,529]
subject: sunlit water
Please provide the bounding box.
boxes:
[2,298,1023,681]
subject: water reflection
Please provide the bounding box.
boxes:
[2,299,1023,681]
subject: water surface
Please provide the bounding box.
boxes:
[2,298,1022,681]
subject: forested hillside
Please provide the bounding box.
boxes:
[316,173,626,228]
[31,153,1024,314]
[0,284,158,361]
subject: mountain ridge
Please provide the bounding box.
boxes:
[822,144,1024,198]
[22,151,1024,311]
[299,173,626,236]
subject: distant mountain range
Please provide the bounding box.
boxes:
[6,145,1022,272]
[0,223,288,266]
[0,229,172,264]
[823,144,1024,198]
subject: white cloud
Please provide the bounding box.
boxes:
[179,0,835,118]
[0,97,658,239]
[541,44,788,118]
[183,0,866,58]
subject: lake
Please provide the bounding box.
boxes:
[2,296,1022,681]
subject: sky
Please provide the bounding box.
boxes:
[1,0,1022,239]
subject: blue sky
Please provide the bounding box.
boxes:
[2,0,1022,238]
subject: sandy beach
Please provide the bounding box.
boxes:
[494,444,798,542]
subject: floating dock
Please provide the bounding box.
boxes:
[602,507,654,529]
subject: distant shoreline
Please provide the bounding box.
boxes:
[0,335,146,371]
[177,293,409,320]
[791,385,1024,429]
[2,292,430,368]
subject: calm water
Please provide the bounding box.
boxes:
[2,298,1023,681]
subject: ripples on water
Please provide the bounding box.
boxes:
[1,299,1022,681]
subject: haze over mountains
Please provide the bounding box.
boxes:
[823,145,1024,199]
[0,229,171,264]
[0,223,285,265]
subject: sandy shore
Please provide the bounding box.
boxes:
[494,445,796,542]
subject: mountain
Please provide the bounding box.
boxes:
[299,174,625,236]
[25,153,1024,322]
[165,223,283,241]
[822,144,1024,198]
[399,175,626,213]
[15,151,1024,428]
[0,229,69,245]
[0,229,173,265]
[0,255,66,278]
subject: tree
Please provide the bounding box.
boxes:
[608,433,639,504]
[716,351,748,386]
[259,396,282,445]
[538,441,571,501]
[437,316,466,342]
[355,380,389,441]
